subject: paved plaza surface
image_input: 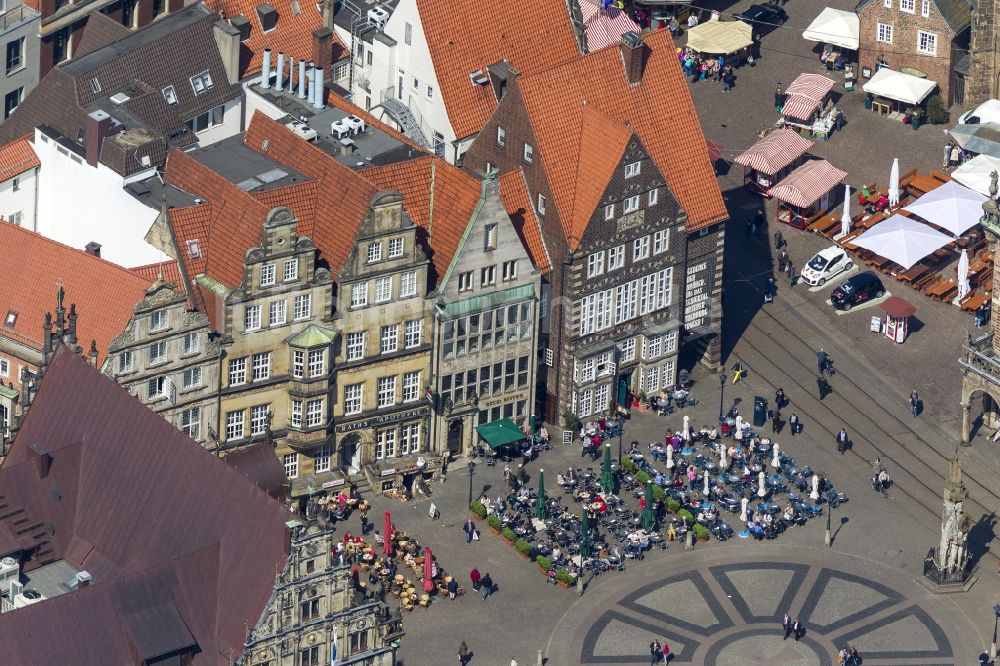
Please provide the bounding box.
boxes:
[373,4,1000,663]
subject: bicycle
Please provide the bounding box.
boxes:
[871,476,888,499]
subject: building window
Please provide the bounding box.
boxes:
[291,399,302,427]
[608,244,625,271]
[644,365,660,393]
[480,265,496,287]
[412,76,419,89]
[226,410,245,440]
[883,0,891,6]
[269,300,286,326]
[614,280,637,324]
[292,349,305,378]
[484,223,497,250]
[147,376,166,400]
[11,177,18,191]
[620,338,636,363]
[283,453,298,479]
[639,273,657,315]
[921,0,929,16]
[523,144,533,163]
[427,85,434,99]
[5,38,22,75]
[603,203,616,222]
[648,188,659,206]
[403,371,420,402]
[306,399,323,427]
[458,271,473,292]
[121,0,137,27]
[653,229,669,254]
[646,334,662,359]
[624,161,641,178]
[186,106,224,133]
[245,305,262,331]
[180,407,200,439]
[388,237,404,258]
[315,445,332,473]
[53,27,70,64]
[623,195,640,214]
[182,366,202,389]
[300,595,320,622]
[344,384,363,415]
[496,126,505,146]
[663,329,678,354]
[633,236,650,261]
[917,30,937,55]
[293,294,312,320]
[899,0,914,12]
[877,22,893,43]
[380,324,399,353]
[283,258,298,281]
[502,260,517,281]
[118,350,133,373]
[367,241,382,263]
[148,341,167,365]
[350,283,367,308]
[149,309,167,332]
[260,264,275,287]
[400,271,417,298]
[162,86,178,105]
[346,332,365,361]
[229,357,247,385]
[350,630,370,653]
[404,21,412,44]
[0,358,7,377]
[373,276,391,303]
[153,0,164,16]
[377,376,396,407]
[537,194,546,216]
[594,383,610,412]
[398,423,418,454]
[190,71,214,94]
[250,405,269,435]
[252,352,271,381]
[376,428,397,459]
[182,332,199,355]
[587,251,604,278]
[578,388,593,417]
[308,349,325,377]
[404,319,422,348]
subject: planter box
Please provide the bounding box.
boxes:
[488,526,501,535]
[471,512,485,521]
[516,551,531,559]
[556,580,572,589]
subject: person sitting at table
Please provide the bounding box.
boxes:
[876,194,889,210]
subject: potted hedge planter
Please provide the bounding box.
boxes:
[693,524,711,542]
[536,555,553,575]
[501,527,517,545]
[469,500,486,520]
[554,570,575,589]
[666,497,681,514]
[486,514,502,535]
[514,538,533,559]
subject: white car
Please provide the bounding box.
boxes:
[958,99,1000,125]
[800,246,853,286]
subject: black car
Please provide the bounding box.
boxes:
[831,272,885,311]
[733,3,788,37]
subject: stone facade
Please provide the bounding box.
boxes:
[216,207,339,496]
[243,518,397,666]
[969,0,999,105]
[857,0,970,106]
[431,173,541,457]
[332,193,435,494]
[105,276,220,448]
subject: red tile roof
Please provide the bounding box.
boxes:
[0,224,151,359]
[498,170,552,273]
[515,31,727,233]
[0,134,39,183]
[130,259,183,286]
[362,155,482,277]
[416,0,581,140]
[0,347,291,665]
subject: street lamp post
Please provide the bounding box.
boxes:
[824,500,832,547]
[990,603,1000,660]
[617,428,624,465]
[718,372,727,421]
[467,462,476,505]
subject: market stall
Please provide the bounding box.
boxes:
[779,73,838,138]
[685,20,754,64]
[579,0,641,52]
[802,7,859,74]
[734,129,813,197]
[862,68,937,124]
[770,159,848,229]
[879,296,916,343]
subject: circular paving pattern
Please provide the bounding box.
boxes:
[573,561,957,665]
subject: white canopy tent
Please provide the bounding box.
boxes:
[850,214,953,269]
[802,8,860,50]
[951,154,1000,196]
[862,68,937,105]
[902,180,987,236]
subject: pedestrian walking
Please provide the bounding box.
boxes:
[722,67,734,92]
[447,577,458,599]
[836,429,848,454]
[789,413,800,435]
[909,390,919,417]
[360,512,369,535]
[944,143,952,169]
[782,612,792,639]
[661,642,670,661]
[771,408,781,433]
[470,567,482,591]
[463,518,476,544]
[458,641,470,665]
[774,82,784,112]
[775,388,786,408]
[817,348,828,375]
[793,617,803,641]
[480,573,493,601]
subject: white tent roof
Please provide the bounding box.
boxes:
[802,8,860,50]
[862,68,937,105]
[902,180,986,236]
[851,215,953,270]
[951,154,1000,196]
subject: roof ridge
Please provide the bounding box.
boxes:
[0,223,137,273]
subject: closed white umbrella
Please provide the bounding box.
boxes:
[840,184,852,237]
[888,158,900,207]
[957,249,970,300]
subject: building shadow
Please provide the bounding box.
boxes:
[967,512,997,569]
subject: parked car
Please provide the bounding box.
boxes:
[958,99,1000,125]
[733,3,787,37]
[831,272,884,311]
[800,247,853,286]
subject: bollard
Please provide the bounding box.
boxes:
[685,530,694,551]
[537,649,544,666]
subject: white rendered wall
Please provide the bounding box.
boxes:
[190,98,244,146]
[0,167,38,230]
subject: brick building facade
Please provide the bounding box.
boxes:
[969,0,1000,105]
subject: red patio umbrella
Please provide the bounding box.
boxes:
[383,511,392,555]
[422,547,435,592]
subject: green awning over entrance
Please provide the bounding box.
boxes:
[476,418,525,448]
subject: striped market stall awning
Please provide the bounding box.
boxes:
[770,159,847,208]
[734,129,813,175]
[580,0,641,52]
[781,73,835,122]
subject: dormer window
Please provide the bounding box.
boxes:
[4,310,15,327]
[89,78,101,94]
[190,71,213,95]
[162,85,178,105]
[186,239,201,258]
[523,143,533,164]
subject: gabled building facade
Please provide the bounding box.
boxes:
[0,0,40,122]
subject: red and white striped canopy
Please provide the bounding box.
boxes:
[580,0,640,52]
[781,73,835,122]
[734,129,813,175]
[770,159,847,208]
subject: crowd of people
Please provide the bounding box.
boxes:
[678,48,738,90]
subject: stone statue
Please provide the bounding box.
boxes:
[982,170,1000,226]
[935,456,970,574]
[740,497,749,522]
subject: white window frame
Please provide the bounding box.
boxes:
[308,349,325,377]
[229,357,247,385]
[594,383,610,413]
[293,294,312,320]
[400,271,417,298]
[623,195,640,214]
[607,245,625,271]
[252,352,271,381]
[118,350,133,373]
[624,161,641,178]
[283,453,298,479]
[269,299,286,326]
[292,350,305,378]
[260,264,275,287]
[877,22,893,44]
[147,376,166,400]
[377,376,396,408]
[604,204,614,220]
[380,324,399,354]
[502,260,517,281]
[523,143,533,163]
[400,423,420,455]
[633,236,650,261]
[190,71,213,94]
[620,338,636,363]
[587,251,605,278]
[0,358,7,377]
[388,237,404,258]
[226,410,245,440]
[497,126,506,146]
[250,404,269,435]
[182,366,202,389]
[403,371,420,402]
[245,304,262,331]
[578,388,593,417]
[149,309,167,332]
[653,229,669,254]
[283,258,298,282]
[346,331,365,361]
[306,399,324,427]
[899,0,914,13]
[148,340,167,366]
[648,188,659,206]
[376,428,397,459]
[291,399,302,427]
[537,194,546,216]
[180,407,200,439]
[656,267,673,309]
[374,276,392,303]
[344,384,363,415]
[917,30,937,56]
[480,265,496,287]
[921,0,929,16]
[484,224,497,250]
[883,0,891,7]
[182,331,199,355]
[367,241,382,263]
[350,283,368,308]
[315,444,332,472]
[458,271,473,292]
[404,319,422,348]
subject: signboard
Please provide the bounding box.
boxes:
[322,479,346,489]
[870,316,881,333]
[480,390,528,409]
[684,259,712,330]
[563,430,573,444]
[380,468,397,477]
[336,405,430,434]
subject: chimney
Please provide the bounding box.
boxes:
[298,60,307,98]
[213,20,241,85]
[256,3,277,31]
[275,52,285,91]
[261,48,272,89]
[84,241,101,257]
[620,31,646,85]
[307,63,316,106]
[229,14,250,41]
[313,67,325,109]
[312,27,333,72]
[84,110,114,167]
[29,443,51,479]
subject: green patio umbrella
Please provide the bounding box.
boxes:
[535,468,547,519]
[640,482,657,531]
[579,508,593,558]
[600,444,614,494]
